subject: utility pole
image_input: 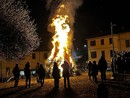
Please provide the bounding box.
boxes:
[110,22,116,74]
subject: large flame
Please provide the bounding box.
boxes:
[48,5,75,69]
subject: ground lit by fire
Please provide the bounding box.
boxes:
[0,72,130,98]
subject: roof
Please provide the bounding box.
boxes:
[86,31,130,39]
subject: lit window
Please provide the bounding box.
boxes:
[101,39,104,45]
[91,51,97,58]
[32,53,36,59]
[126,40,130,47]
[109,38,112,44]
[90,40,96,46]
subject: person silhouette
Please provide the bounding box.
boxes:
[38,64,46,86]
[52,62,60,90]
[92,61,98,83]
[97,83,108,98]
[61,60,70,89]
[12,64,20,87]
[24,62,31,88]
[36,62,40,83]
[87,61,93,81]
[98,56,107,82]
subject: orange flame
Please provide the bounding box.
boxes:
[48,4,75,69]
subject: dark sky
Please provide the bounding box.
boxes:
[25,0,130,50]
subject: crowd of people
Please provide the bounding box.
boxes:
[12,59,108,97]
[12,60,71,90]
[87,55,108,83]
[112,52,130,74]
[12,62,44,88]
[12,55,108,89]
[12,62,46,88]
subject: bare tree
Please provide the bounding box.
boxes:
[0,0,40,60]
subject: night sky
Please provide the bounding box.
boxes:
[25,0,130,50]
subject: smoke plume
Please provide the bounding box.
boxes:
[46,0,83,27]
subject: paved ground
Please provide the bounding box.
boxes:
[0,71,130,98]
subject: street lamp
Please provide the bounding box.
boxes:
[110,22,116,74]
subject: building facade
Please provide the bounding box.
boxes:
[0,51,49,81]
[87,32,130,65]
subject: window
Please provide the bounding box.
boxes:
[109,38,112,44]
[101,51,105,57]
[101,39,104,45]
[126,40,130,47]
[110,50,113,57]
[91,51,97,58]
[32,53,36,59]
[90,40,96,46]
[44,53,48,59]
